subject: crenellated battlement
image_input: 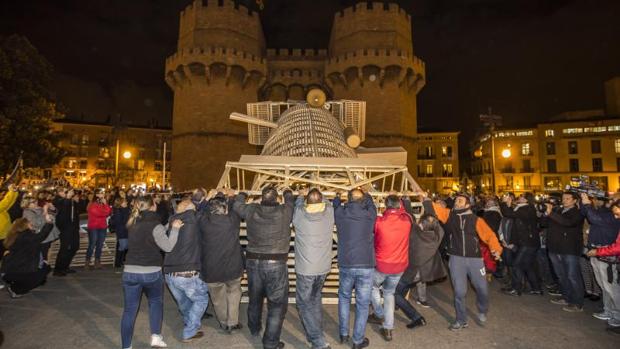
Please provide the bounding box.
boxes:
[180,0,257,20]
[266,48,328,60]
[166,46,265,66]
[337,2,411,23]
[178,0,264,55]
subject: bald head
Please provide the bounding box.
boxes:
[350,189,364,203]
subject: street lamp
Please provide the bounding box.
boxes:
[123,151,132,159]
[501,148,512,159]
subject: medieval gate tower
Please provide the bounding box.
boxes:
[165,0,426,190]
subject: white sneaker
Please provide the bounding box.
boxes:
[150,334,167,348]
[609,318,620,328]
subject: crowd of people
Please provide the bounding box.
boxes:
[0,183,619,349]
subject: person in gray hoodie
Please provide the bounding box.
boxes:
[293,188,334,349]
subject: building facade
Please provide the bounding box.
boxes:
[415,132,460,194]
[165,0,426,190]
[471,77,620,195]
[470,118,620,194]
[39,121,172,188]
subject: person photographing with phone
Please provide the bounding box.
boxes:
[86,189,112,270]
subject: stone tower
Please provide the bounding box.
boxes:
[326,2,426,171]
[165,0,266,190]
[166,1,426,190]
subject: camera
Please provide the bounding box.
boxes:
[535,195,560,213]
[565,175,607,200]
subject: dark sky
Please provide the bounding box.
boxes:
[2,0,619,154]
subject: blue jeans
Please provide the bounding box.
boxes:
[395,279,423,322]
[549,253,584,306]
[296,273,328,349]
[511,246,541,292]
[449,255,489,323]
[86,228,106,260]
[338,267,373,345]
[370,270,402,329]
[165,274,209,339]
[246,259,289,349]
[120,271,164,349]
[536,247,555,286]
[118,238,128,251]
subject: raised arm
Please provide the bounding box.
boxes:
[232,192,250,220]
[0,189,18,212]
[428,200,450,224]
[152,223,180,253]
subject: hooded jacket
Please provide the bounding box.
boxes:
[292,196,335,276]
[233,191,294,258]
[374,204,412,274]
[333,193,377,268]
[401,215,447,284]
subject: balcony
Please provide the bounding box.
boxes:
[498,185,542,192]
[500,167,515,173]
[417,154,436,160]
[520,167,536,173]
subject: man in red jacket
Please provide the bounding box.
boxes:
[368,194,412,342]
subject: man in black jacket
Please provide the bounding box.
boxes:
[199,189,244,334]
[163,198,208,343]
[53,188,86,276]
[544,191,585,312]
[233,187,294,349]
[500,193,542,296]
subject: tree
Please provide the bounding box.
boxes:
[0,34,65,176]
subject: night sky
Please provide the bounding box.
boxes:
[2,0,619,157]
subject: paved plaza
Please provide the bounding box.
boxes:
[0,269,617,349]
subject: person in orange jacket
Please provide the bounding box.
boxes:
[422,193,502,331]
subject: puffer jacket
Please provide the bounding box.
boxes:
[233,191,294,258]
[374,204,412,274]
[87,202,112,230]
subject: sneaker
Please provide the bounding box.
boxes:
[6,286,22,299]
[478,313,487,325]
[502,289,521,296]
[407,317,427,329]
[339,335,349,344]
[608,318,620,328]
[367,313,384,325]
[548,289,562,297]
[528,290,544,296]
[545,283,558,290]
[150,334,168,348]
[550,298,568,305]
[449,321,468,331]
[379,328,392,342]
[416,299,431,308]
[562,304,583,313]
[593,312,612,321]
